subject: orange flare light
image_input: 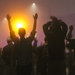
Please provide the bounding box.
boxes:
[16,23,23,29]
[10,13,33,36]
[11,16,28,35]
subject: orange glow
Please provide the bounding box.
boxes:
[13,19,27,30]
[10,12,33,36]
[16,23,23,29]
[11,14,28,35]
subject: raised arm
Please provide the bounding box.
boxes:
[6,14,12,32]
[60,21,68,38]
[6,14,18,43]
[66,25,73,40]
[29,13,38,41]
[43,22,52,37]
[32,13,38,31]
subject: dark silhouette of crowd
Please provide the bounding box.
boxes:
[0,13,75,75]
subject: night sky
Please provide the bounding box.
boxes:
[0,0,75,47]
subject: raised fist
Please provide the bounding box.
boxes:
[6,14,11,20]
[33,13,38,20]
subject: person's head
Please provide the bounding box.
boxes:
[18,28,26,39]
[7,37,12,44]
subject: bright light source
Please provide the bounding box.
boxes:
[32,3,36,6]
[16,23,23,29]
[31,2,37,13]
[10,13,31,36]
[32,3,36,8]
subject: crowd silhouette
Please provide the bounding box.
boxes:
[0,13,75,75]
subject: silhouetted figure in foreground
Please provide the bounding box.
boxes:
[66,25,74,75]
[2,37,14,75]
[43,16,68,75]
[37,38,48,75]
[66,25,75,75]
[0,48,5,75]
[66,25,75,59]
[2,37,13,66]
[32,38,38,75]
[6,13,38,75]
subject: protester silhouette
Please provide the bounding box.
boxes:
[32,38,38,75]
[2,37,13,66]
[36,37,48,75]
[66,25,75,50]
[6,13,38,75]
[66,25,73,40]
[2,37,14,75]
[43,16,68,75]
[66,25,75,75]
[0,48,5,75]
